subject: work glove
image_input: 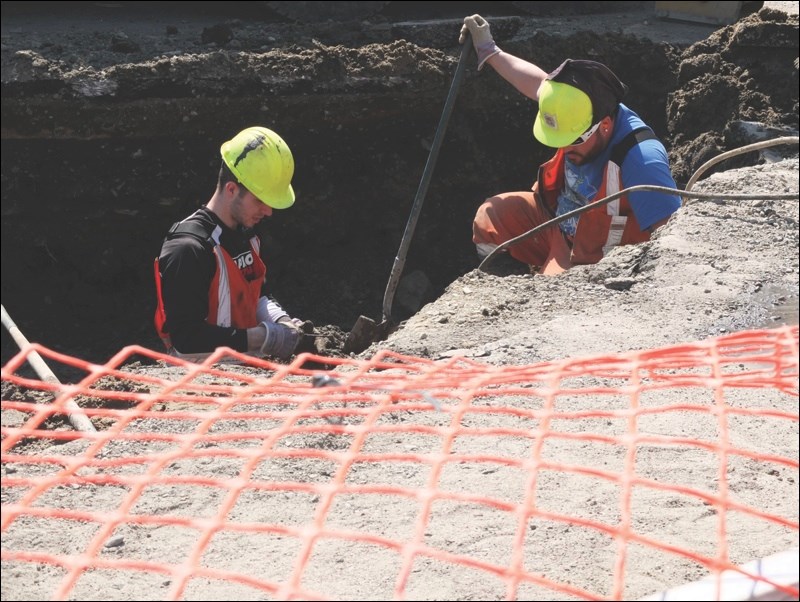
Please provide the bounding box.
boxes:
[277,316,317,345]
[260,321,302,360]
[459,14,501,70]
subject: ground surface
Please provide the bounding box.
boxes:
[1,2,798,601]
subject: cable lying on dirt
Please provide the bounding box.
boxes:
[683,136,799,194]
[479,136,799,272]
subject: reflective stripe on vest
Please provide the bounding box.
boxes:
[213,245,233,327]
[602,159,627,257]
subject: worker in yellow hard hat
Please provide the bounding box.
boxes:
[154,126,311,360]
[460,15,682,275]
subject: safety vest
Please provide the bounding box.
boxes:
[535,127,657,265]
[153,220,266,351]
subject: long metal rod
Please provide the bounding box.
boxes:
[1,304,96,433]
[381,37,472,322]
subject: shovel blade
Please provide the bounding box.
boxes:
[344,315,390,355]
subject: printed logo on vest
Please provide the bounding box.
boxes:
[234,251,255,269]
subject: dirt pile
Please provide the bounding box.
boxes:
[666,6,799,183]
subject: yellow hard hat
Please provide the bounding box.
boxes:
[220,126,295,209]
[533,80,593,149]
[533,59,628,149]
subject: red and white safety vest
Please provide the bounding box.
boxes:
[153,227,266,351]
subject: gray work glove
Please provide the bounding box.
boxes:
[459,14,501,70]
[260,321,302,360]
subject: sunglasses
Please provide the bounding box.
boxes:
[571,121,601,146]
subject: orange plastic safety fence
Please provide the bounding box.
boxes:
[2,326,798,601]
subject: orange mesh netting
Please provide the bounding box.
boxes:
[2,326,798,601]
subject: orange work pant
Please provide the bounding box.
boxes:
[472,191,572,275]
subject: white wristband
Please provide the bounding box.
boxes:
[256,296,289,324]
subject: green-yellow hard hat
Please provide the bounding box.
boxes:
[533,80,594,149]
[220,126,295,209]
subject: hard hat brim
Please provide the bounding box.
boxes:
[533,113,586,148]
[533,80,594,149]
[257,185,295,210]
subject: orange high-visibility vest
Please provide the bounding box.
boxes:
[535,128,656,264]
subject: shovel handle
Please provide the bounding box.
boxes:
[381,36,473,322]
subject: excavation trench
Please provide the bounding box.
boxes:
[1,5,797,363]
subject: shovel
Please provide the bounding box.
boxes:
[343,35,473,354]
